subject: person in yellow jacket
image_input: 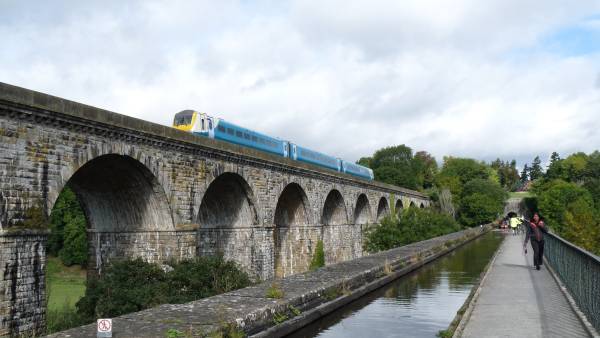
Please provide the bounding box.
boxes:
[509,215,522,236]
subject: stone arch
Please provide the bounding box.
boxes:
[410,201,417,208]
[198,172,259,228]
[273,183,312,278]
[420,202,425,209]
[66,154,174,232]
[59,154,175,276]
[376,197,390,222]
[395,199,404,216]
[274,183,310,227]
[354,194,371,225]
[321,189,348,226]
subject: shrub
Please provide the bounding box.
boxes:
[77,259,169,322]
[167,256,251,303]
[309,240,325,271]
[364,208,461,253]
[76,256,251,323]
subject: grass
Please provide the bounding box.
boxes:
[508,191,533,198]
[46,256,86,310]
[46,256,88,334]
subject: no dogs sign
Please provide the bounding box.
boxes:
[97,318,112,337]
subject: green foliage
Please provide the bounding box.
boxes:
[436,157,490,197]
[59,213,87,266]
[265,282,284,299]
[458,179,507,227]
[46,303,86,334]
[309,240,325,271]
[49,187,88,266]
[359,144,437,191]
[490,158,520,191]
[14,203,49,229]
[364,208,461,253]
[535,180,593,233]
[272,312,289,325]
[458,193,503,227]
[529,156,543,180]
[77,257,251,323]
[374,164,418,190]
[167,256,252,303]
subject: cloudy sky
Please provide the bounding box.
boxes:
[1,1,600,168]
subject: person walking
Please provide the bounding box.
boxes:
[523,213,548,270]
[509,214,521,236]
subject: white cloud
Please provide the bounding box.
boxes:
[1,0,600,168]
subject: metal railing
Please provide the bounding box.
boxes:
[544,232,600,332]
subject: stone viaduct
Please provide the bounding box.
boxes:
[0,82,429,335]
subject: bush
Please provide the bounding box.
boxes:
[364,208,461,253]
[167,256,251,303]
[309,240,325,270]
[77,259,169,322]
[77,256,251,322]
[458,179,506,227]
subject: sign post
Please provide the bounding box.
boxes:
[97,318,112,338]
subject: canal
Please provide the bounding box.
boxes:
[287,231,504,338]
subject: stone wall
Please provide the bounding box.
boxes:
[0,82,430,334]
[0,230,47,337]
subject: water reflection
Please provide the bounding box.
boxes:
[288,232,504,338]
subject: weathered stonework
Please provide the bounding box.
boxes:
[0,230,47,337]
[0,82,430,335]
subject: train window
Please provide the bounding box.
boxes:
[259,138,265,144]
[218,125,225,132]
[244,133,250,140]
[201,119,205,130]
[227,128,234,135]
[236,131,243,137]
[252,135,257,142]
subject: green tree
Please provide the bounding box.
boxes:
[59,212,88,266]
[436,157,490,197]
[357,157,372,168]
[458,179,507,227]
[374,166,418,190]
[413,151,438,189]
[49,187,88,266]
[546,152,563,180]
[529,156,543,180]
[520,164,529,183]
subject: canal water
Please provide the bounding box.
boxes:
[288,231,504,338]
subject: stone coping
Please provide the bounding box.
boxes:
[47,225,490,338]
[0,82,426,199]
[0,228,50,237]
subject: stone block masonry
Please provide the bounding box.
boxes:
[0,82,429,335]
[0,230,48,337]
[48,226,490,338]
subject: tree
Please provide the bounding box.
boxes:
[375,166,418,190]
[458,179,507,227]
[520,164,529,183]
[529,156,543,180]
[49,186,88,266]
[436,157,490,197]
[545,152,564,180]
[413,151,438,189]
[357,157,372,168]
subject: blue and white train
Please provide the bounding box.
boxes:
[172,110,374,180]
